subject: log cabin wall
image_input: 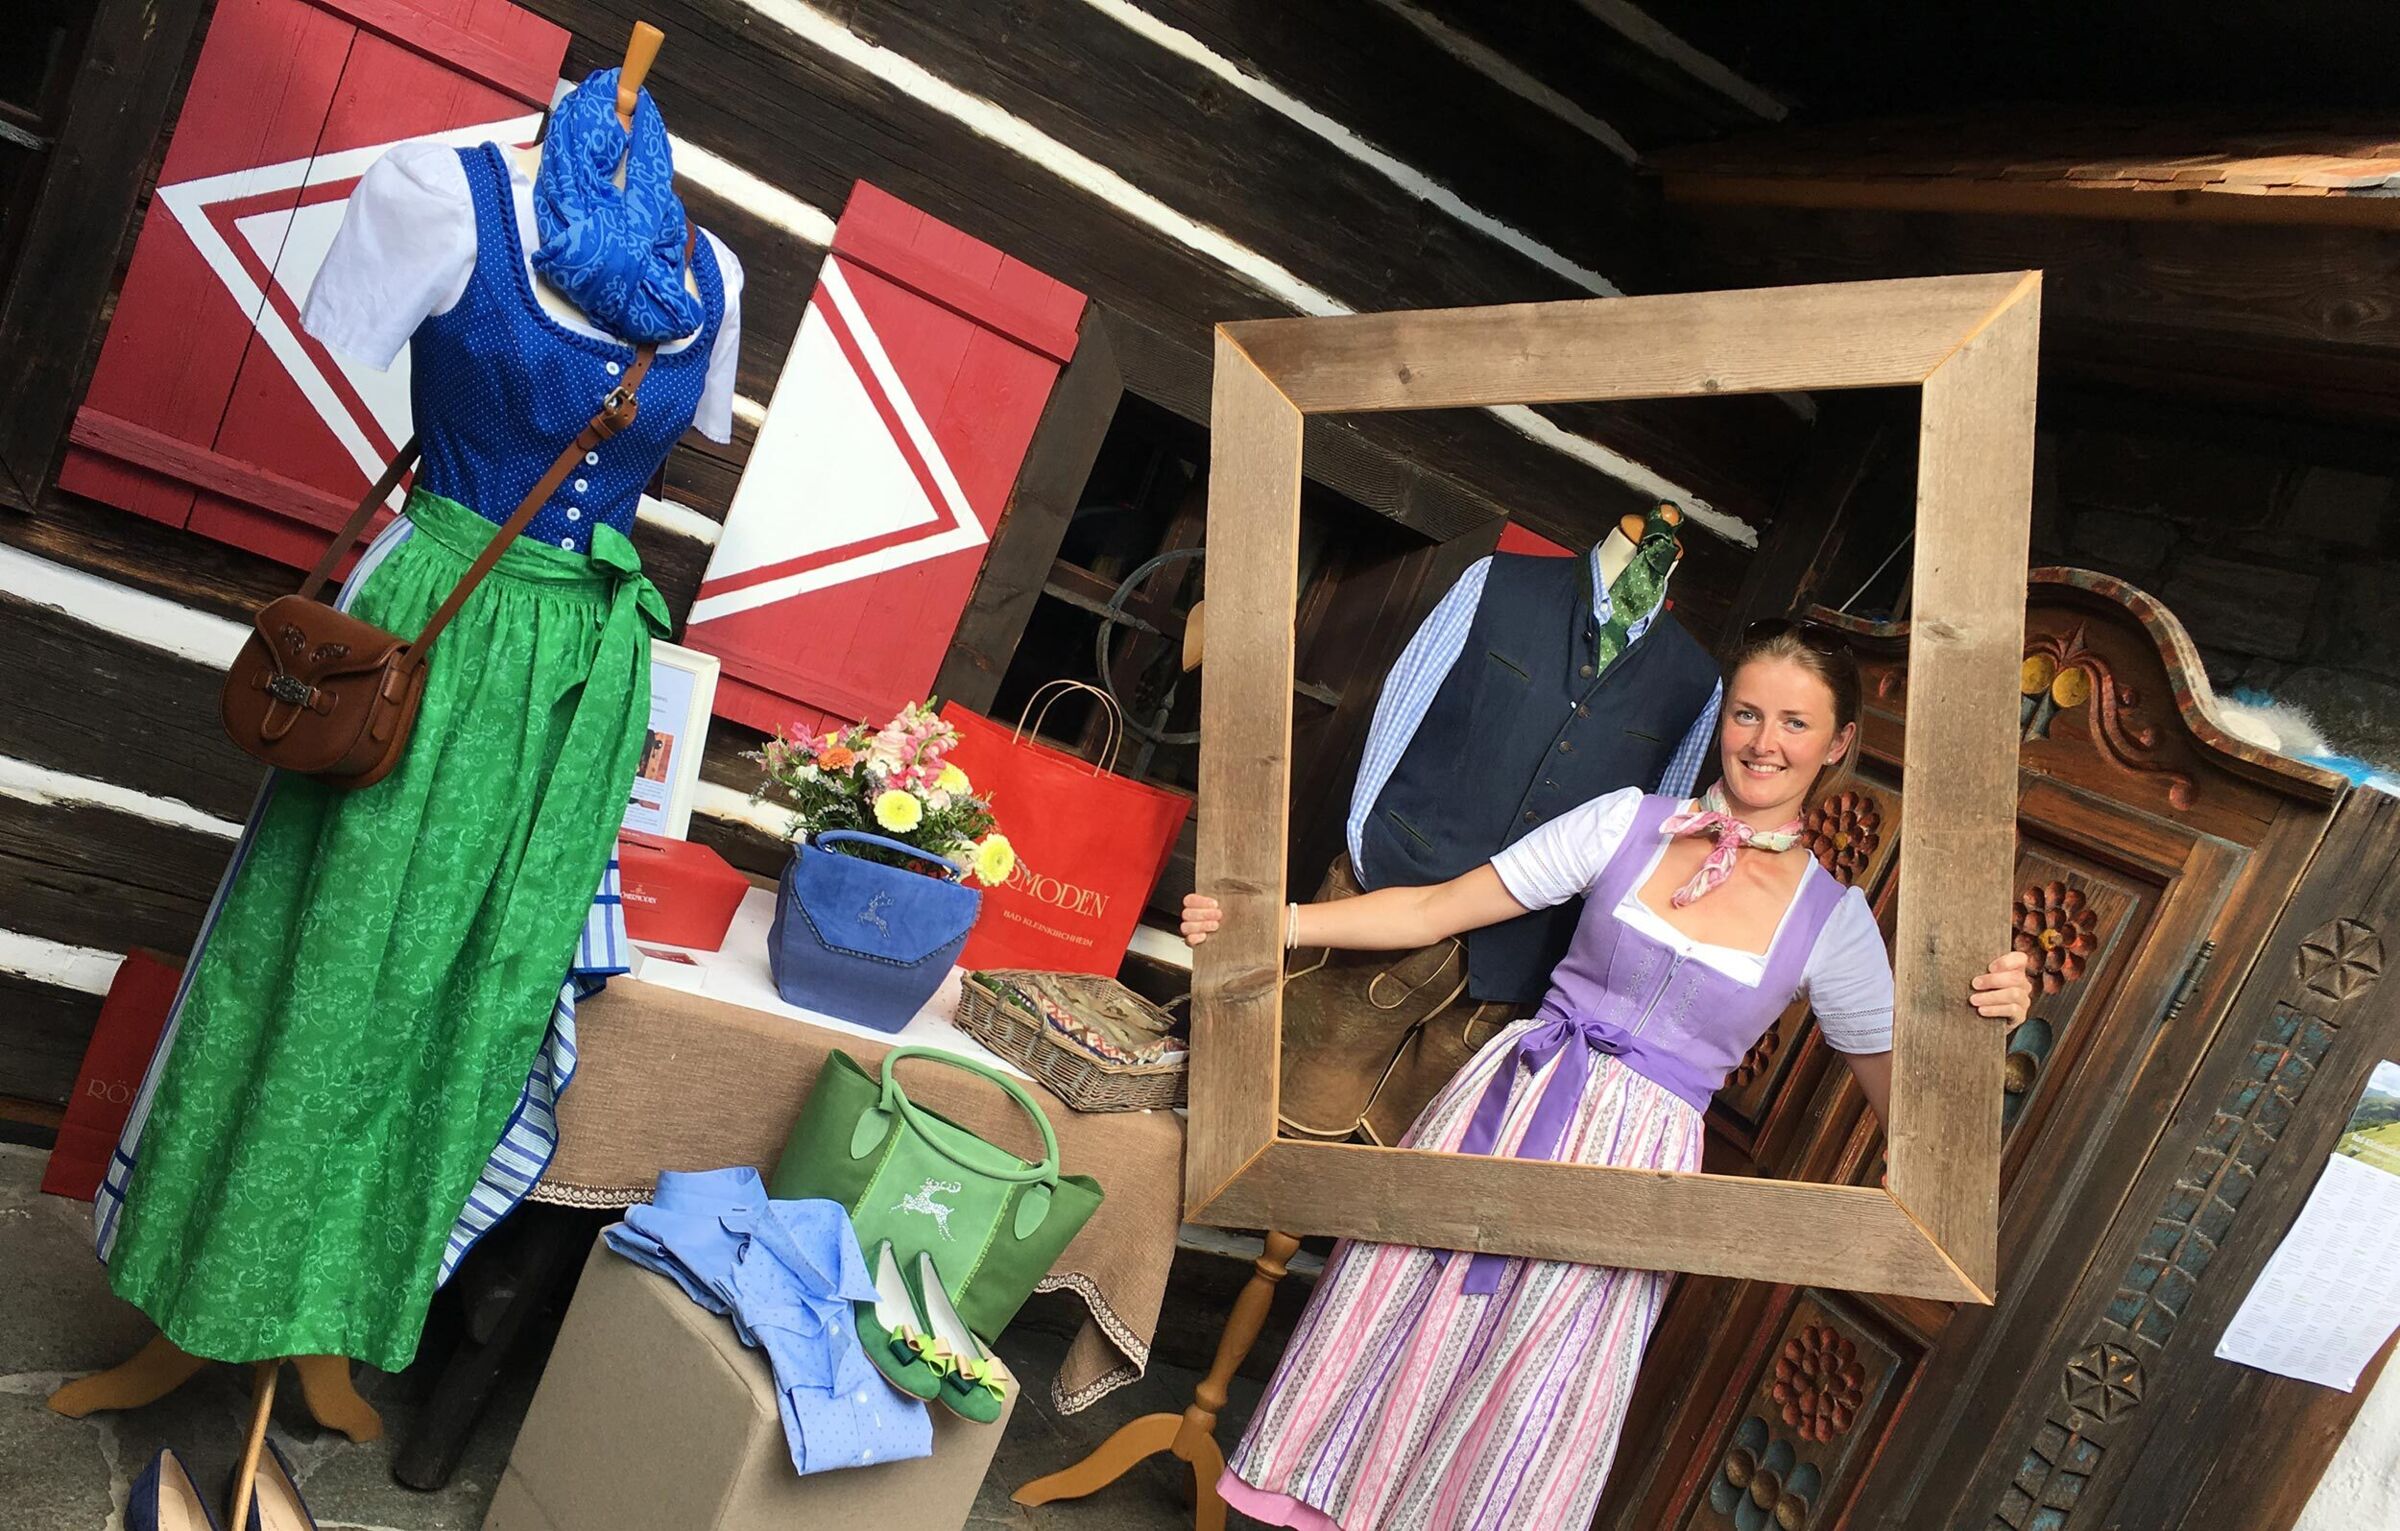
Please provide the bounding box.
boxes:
[0,1,1818,1131]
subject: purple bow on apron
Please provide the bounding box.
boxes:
[1446,1009,1710,1296]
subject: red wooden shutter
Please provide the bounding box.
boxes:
[59,0,566,569]
[683,182,1091,736]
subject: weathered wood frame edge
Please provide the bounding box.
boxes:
[1186,273,2041,1304]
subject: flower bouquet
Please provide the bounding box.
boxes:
[747,702,1016,1030]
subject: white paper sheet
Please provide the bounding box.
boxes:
[2215,1061,2400,1390]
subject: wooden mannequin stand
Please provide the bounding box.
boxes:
[1014,1232,1301,1530]
[48,1339,383,1439]
[51,18,673,1517]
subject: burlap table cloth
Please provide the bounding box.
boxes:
[530,978,1185,1413]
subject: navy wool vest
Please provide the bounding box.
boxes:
[1359,551,1720,1005]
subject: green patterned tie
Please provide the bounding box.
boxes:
[1591,502,1681,672]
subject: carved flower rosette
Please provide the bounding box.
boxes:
[1771,1324,1867,1444]
[2013,881,2098,996]
[1804,790,1883,886]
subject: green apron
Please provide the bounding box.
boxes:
[106,490,666,1369]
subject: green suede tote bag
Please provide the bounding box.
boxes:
[770,1045,1103,1340]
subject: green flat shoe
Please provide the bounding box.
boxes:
[853,1239,942,1401]
[907,1250,1008,1425]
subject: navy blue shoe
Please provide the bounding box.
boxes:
[128,1448,220,1531]
[233,1439,318,1531]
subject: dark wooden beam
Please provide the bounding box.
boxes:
[0,973,104,1109]
[0,795,223,960]
[0,592,259,822]
[1115,0,1663,282]
[1666,170,2400,231]
[0,0,210,506]
[1666,197,2400,425]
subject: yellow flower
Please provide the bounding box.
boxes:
[971,833,1016,887]
[873,790,924,832]
[936,762,971,795]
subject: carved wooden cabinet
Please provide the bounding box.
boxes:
[1597,569,2400,1531]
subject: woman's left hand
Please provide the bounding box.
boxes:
[1972,950,2034,1027]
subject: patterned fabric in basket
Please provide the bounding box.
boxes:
[975,971,1186,1066]
[958,971,1188,1114]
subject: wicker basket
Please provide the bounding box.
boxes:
[955,970,1188,1112]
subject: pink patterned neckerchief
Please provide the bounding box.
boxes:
[1657,784,1804,907]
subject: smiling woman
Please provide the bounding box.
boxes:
[1184,612,2032,1531]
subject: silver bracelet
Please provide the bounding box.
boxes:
[1286,902,1301,950]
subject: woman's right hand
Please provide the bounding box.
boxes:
[1182,893,1224,947]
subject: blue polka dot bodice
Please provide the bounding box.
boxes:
[407,143,721,553]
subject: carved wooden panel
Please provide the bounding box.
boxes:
[1684,1291,1918,1531]
[1986,913,2383,1530]
[1709,775,1906,1162]
[1604,574,2353,1531]
[1999,847,2149,1146]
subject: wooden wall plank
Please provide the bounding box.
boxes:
[0,796,223,958]
[0,0,212,505]
[0,973,106,1108]
[1669,198,2400,423]
[748,0,1800,521]
[532,0,1788,546]
[0,593,259,822]
[1402,0,1778,147]
[1126,0,1659,282]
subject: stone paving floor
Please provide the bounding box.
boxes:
[0,1144,1271,1530]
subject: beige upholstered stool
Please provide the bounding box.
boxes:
[485,1242,1013,1531]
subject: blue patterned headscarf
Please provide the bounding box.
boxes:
[532,68,704,344]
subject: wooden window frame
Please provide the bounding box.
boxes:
[1184,273,2041,1302]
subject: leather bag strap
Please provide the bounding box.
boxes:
[406,339,657,662]
[295,436,422,605]
[296,223,699,663]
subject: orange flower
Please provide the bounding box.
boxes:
[819,744,858,770]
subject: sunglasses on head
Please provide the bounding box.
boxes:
[1741,617,1849,657]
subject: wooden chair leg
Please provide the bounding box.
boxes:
[1014,1231,1299,1529]
[47,1334,208,1417]
[228,1360,279,1531]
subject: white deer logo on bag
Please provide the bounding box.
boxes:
[859,889,892,936]
[894,1178,963,1240]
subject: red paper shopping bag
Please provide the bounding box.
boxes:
[41,950,183,1202]
[943,684,1191,974]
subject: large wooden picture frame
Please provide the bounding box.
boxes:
[1187,273,2040,1303]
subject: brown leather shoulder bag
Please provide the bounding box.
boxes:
[221,342,659,789]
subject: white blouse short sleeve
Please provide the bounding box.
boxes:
[305,140,743,438]
[301,142,476,370]
[1489,787,1646,912]
[693,234,744,444]
[1801,886,1895,1054]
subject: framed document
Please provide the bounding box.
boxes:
[624,640,720,840]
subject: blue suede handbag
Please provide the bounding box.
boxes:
[767,830,983,1031]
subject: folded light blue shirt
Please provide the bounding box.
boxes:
[605,1166,932,1474]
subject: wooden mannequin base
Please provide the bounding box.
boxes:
[1013,1232,1300,1531]
[47,1334,383,1443]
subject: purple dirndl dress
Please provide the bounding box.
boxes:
[1224,789,1887,1531]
